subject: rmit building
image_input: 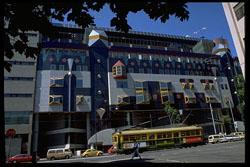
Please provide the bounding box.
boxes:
[34,23,242,156]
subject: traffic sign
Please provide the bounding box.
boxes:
[6,129,16,137]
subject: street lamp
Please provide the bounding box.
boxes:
[67,58,73,149]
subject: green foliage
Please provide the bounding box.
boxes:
[4,2,189,72]
[234,74,245,121]
[164,104,181,125]
[221,114,231,124]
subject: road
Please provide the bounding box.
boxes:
[38,141,245,163]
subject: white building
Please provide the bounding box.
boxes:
[222,2,245,78]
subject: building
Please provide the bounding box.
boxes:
[222,2,245,78]
[32,23,242,156]
[4,31,39,159]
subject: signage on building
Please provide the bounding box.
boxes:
[6,129,16,137]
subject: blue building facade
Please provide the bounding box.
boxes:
[34,24,243,156]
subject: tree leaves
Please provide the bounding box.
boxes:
[4,2,190,72]
[164,104,181,125]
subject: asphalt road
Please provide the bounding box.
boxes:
[38,140,245,163]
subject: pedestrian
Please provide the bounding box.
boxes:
[131,139,141,160]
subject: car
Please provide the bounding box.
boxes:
[230,132,245,139]
[108,145,117,154]
[225,135,244,142]
[82,149,103,157]
[8,154,40,163]
[208,134,226,144]
[47,148,73,160]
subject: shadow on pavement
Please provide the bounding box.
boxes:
[108,158,154,163]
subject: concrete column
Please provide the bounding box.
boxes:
[86,113,91,140]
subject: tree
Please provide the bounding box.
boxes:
[220,114,231,134]
[164,104,181,125]
[234,74,245,121]
[4,2,190,72]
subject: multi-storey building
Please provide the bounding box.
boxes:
[32,23,243,156]
[4,31,39,158]
[222,2,245,78]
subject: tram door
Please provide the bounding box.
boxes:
[173,132,180,145]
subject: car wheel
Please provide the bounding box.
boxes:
[65,155,69,159]
[50,157,55,160]
[98,153,102,156]
[84,155,88,158]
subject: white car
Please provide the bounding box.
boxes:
[225,135,243,142]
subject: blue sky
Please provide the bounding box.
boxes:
[53,2,237,57]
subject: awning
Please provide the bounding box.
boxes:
[88,128,115,146]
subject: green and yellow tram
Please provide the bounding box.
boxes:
[112,126,204,154]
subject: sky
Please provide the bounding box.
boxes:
[52,2,237,57]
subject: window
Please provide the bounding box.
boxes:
[139,68,144,73]
[147,69,152,73]
[185,71,189,75]
[209,83,214,90]
[159,69,164,74]
[166,133,172,138]
[234,2,245,21]
[170,70,175,75]
[50,64,56,70]
[5,111,30,125]
[123,136,129,141]
[76,65,81,71]
[225,84,228,90]
[117,96,130,104]
[82,65,88,71]
[49,95,63,105]
[72,51,78,56]
[59,65,64,71]
[202,83,210,90]
[76,79,83,88]
[176,70,180,75]
[76,95,84,105]
[160,82,172,91]
[149,134,155,139]
[165,69,170,74]
[50,78,64,87]
[184,96,197,104]
[174,132,179,138]
[117,81,128,88]
[221,84,224,89]
[128,68,134,73]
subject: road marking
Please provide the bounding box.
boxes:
[166,159,181,163]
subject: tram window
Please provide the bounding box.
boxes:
[129,136,135,141]
[181,132,185,136]
[191,131,196,136]
[149,134,155,139]
[123,136,129,141]
[136,136,141,140]
[195,130,200,135]
[166,132,172,138]
[162,134,166,138]
[186,131,190,136]
[112,137,117,142]
[142,135,147,140]
[157,134,163,139]
[174,132,179,138]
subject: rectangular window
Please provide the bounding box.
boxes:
[76,65,81,71]
[185,71,189,75]
[117,81,128,88]
[176,70,180,75]
[59,65,64,71]
[221,84,224,89]
[76,95,84,105]
[165,69,170,74]
[166,132,172,138]
[76,79,83,88]
[170,70,175,74]
[128,68,134,73]
[234,2,245,21]
[147,69,152,73]
[139,68,144,73]
[49,95,63,105]
[50,64,56,70]
[72,51,78,56]
[82,65,88,71]
[50,78,64,87]
[225,84,228,90]
[5,111,30,125]
[159,69,164,74]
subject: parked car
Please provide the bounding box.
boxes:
[47,148,73,160]
[108,145,117,154]
[82,149,103,157]
[230,132,245,139]
[208,134,226,144]
[8,154,40,163]
[225,135,244,142]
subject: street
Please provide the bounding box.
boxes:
[38,140,245,163]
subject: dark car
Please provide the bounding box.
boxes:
[8,154,40,163]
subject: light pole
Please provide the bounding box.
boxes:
[228,99,237,132]
[67,58,73,149]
